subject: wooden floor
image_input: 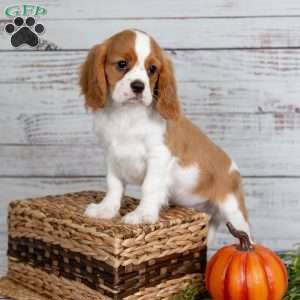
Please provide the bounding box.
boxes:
[0,0,300,288]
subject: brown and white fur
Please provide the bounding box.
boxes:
[80,29,252,247]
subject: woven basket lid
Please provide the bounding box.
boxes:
[9,191,209,240]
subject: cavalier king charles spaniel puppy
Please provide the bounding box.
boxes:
[80,29,252,246]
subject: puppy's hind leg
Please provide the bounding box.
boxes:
[219,193,253,243]
[207,215,221,248]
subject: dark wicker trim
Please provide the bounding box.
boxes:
[8,236,206,299]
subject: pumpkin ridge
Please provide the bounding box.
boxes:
[255,245,289,299]
[205,250,220,292]
[258,245,288,290]
[256,250,273,300]
[242,252,249,300]
[205,245,233,292]
[223,251,239,300]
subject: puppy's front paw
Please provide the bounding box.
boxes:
[122,209,159,224]
[84,202,119,219]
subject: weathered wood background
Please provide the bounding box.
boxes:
[0,0,300,281]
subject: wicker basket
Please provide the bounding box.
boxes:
[0,191,208,300]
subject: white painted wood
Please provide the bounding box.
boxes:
[2,81,300,116]
[0,176,298,277]
[2,110,300,147]
[2,50,300,84]
[0,112,299,176]
[3,17,300,49]
[0,145,104,177]
[2,0,300,18]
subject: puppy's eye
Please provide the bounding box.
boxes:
[147,64,157,76]
[116,60,128,71]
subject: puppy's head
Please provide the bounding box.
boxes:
[80,29,181,119]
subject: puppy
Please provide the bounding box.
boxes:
[80,29,252,246]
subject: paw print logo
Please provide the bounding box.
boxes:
[5,16,44,47]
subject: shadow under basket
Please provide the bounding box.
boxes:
[0,191,208,300]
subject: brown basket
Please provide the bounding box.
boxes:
[0,191,208,300]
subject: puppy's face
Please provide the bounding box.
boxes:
[80,29,181,119]
[107,30,160,106]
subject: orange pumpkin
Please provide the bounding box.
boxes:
[205,223,288,300]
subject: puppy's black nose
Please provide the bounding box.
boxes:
[130,80,145,94]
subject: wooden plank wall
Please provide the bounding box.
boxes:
[0,0,300,281]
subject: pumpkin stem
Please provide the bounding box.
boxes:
[226,222,254,251]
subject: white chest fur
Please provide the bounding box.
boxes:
[93,104,167,184]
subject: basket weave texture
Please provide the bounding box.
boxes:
[0,191,208,300]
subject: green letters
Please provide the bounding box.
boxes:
[4,5,47,17]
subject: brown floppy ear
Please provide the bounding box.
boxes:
[155,54,181,119]
[80,43,108,111]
